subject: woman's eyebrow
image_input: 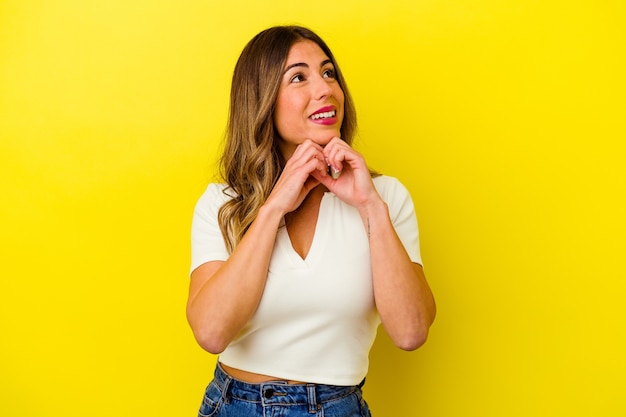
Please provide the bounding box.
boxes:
[283,62,308,74]
[283,59,333,75]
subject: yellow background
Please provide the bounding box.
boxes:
[1,0,624,416]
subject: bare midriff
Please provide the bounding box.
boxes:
[220,363,306,385]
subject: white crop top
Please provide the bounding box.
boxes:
[190,175,422,386]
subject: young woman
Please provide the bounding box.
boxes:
[187,25,436,417]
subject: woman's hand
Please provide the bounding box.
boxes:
[311,137,380,209]
[264,139,328,215]
[313,139,436,351]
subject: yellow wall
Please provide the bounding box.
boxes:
[1,1,624,416]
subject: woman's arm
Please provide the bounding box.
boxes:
[359,197,436,350]
[186,140,329,354]
[186,204,283,354]
[314,138,436,350]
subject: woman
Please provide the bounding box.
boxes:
[187,25,436,417]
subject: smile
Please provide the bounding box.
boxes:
[310,110,336,120]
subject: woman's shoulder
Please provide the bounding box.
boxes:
[203,182,228,194]
[372,175,409,195]
[195,182,235,209]
[372,175,415,208]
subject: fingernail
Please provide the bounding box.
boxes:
[329,166,342,179]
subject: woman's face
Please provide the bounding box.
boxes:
[274,40,345,159]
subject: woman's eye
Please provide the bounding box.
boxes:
[290,73,305,83]
[323,68,336,79]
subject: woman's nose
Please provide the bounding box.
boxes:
[312,74,333,100]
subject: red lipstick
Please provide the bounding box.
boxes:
[309,106,338,125]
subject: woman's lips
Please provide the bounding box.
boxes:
[309,106,338,125]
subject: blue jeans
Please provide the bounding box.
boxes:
[198,363,372,417]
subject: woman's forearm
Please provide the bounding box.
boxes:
[186,204,284,354]
[359,197,436,351]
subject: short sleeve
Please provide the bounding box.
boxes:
[373,176,423,265]
[190,183,231,274]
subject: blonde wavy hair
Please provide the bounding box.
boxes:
[218,26,358,253]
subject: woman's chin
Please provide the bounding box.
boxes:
[310,131,341,146]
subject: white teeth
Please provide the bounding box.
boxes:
[311,110,336,120]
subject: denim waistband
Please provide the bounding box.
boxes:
[212,363,364,409]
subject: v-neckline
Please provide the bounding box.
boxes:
[283,188,329,263]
